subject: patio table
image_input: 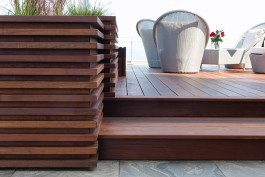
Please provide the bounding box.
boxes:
[202,48,246,71]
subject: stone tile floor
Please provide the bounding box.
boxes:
[1,161,265,177]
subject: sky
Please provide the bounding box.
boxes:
[1,0,265,61]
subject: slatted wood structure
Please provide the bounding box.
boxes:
[0,16,117,169]
[99,16,119,97]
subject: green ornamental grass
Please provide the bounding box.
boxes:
[6,0,67,16]
[67,1,111,16]
[2,0,111,16]
[9,0,44,15]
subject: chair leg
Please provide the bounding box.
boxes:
[243,64,246,72]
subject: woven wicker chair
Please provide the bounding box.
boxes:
[136,19,161,68]
[225,22,265,69]
[153,10,209,73]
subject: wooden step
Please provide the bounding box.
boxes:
[99,117,265,160]
[104,97,265,117]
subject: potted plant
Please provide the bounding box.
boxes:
[0,0,117,169]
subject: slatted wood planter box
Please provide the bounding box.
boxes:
[99,16,119,97]
[0,16,117,169]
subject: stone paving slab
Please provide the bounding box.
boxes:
[1,161,265,177]
[8,161,119,177]
[215,161,265,177]
[120,161,225,177]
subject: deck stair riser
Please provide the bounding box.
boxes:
[104,97,265,117]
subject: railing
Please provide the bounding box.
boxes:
[118,38,239,64]
[118,40,147,63]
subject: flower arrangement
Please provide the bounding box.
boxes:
[210,30,225,49]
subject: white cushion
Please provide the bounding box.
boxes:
[240,29,265,48]
[160,21,198,30]
[250,47,265,54]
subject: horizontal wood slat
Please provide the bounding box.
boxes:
[0,29,104,38]
[0,143,98,155]
[104,68,118,78]
[104,44,119,50]
[104,24,117,30]
[0,73,104,89]
[0,64,104,76]
[0,54,105,63]
[0,42,104,49]
[0,134,98,142]
[0,120,97,129]
[0,157,97,168]
[105,52,118,59]
[0,107,99,116]
[0,15,118,168]
[104,58,118,68]
[0,16,104,29]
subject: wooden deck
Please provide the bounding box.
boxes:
[117,65,265,98]
[99,65,265,160]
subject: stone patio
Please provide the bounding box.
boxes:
[1,161,265,177]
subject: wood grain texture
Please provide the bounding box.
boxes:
[0,144,98,155]
[104,97,265,117]
[0,15,119,168]
[0,134,97,142]
[0,73,104,89]
[0,29,104,38]
[0,54,105,63]
[117,65,265,97]
[100,117,265,139]
[100,18,118,98]
[0,64,104,76]
[0,120,97,129]
[99,139,265,160]
[0,42,104,49]
[0,155,98,168]
[0,16,104,30]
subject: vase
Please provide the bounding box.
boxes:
[214,43,220,49]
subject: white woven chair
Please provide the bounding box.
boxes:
[249,48,265,73]
[136,19,161,68]
[153,10,209,73]
[224,23,265,69]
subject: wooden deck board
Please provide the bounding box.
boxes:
[126,65,143,96]
[116,65,265,98]
[138,66,176,96]
[132,66,160,96]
